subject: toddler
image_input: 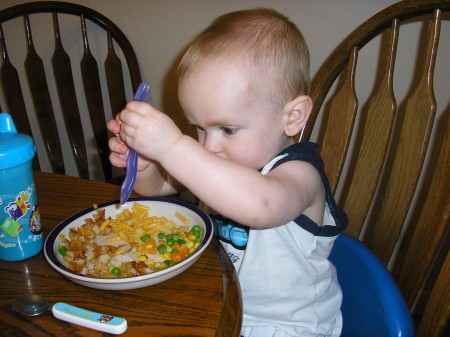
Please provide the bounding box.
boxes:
[108,8,348,337]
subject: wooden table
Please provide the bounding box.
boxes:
[0,172,242,337]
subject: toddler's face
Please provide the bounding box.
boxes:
[178,60,292,170]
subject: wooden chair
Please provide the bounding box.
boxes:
[307,0,449,336]
[0,1,142,181]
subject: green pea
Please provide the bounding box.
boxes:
[157,244,167,254]
[166,239,175,247]
[171,248,179,254]
[194,231,202,242]
[172,234,180,242]
[164,260,176,267]
[192,225,201,233]
[140,234,151,242]
[111,267,121,275]
[157,232,165,239]
[178,239,186,245]
[58,245,67,256]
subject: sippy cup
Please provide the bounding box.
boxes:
[0,112,43,261]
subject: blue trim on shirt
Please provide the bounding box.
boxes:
[270,142,348,236]
[211,141,348,244]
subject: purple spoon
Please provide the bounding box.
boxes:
[120,82,150,205]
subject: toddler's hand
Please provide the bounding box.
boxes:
[119,101,183,162]
[107,118,151,172]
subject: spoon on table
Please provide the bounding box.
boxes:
[12,294,127,334]
[120,82,150,205]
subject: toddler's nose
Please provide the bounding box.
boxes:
[203,134,222,154]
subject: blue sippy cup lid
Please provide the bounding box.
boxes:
[0,112,36,169]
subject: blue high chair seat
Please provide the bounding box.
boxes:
[329,233,415,337]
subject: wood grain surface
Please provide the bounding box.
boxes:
[0,172,242,337]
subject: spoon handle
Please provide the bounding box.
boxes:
[120,82,150,205]
[53,302,127,334]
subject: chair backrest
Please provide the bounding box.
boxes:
[329,233,415,337]
[0,1,142,181]
[307,0,449,336]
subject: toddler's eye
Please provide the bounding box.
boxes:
[221,127,238,136]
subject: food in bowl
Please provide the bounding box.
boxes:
[44,198,213,290]
[57,202,203,278]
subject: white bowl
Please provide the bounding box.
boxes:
[44,197,213,290]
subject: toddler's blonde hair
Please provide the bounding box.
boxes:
[178,8,310,109]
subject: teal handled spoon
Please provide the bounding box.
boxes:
[120,82,150,205]
[12,294,127,334]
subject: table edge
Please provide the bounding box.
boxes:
[212,238,243,337]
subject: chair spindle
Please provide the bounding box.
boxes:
[24,14,64,175]
[343,19,399,238]
[396,110,450,307]
[80,14,111,181]
[366,9,440,264]
[52,12,89,179]
[319,47,358,193]
[105,30,126,118]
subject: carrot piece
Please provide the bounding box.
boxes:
[179,245,189,258]
[145,238,157,255]
[170,253,183,262]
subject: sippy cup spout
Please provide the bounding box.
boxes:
[0,112,18,133]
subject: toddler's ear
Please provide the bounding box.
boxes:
[284,95,313,137]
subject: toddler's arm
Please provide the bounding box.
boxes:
[118,101,324,228]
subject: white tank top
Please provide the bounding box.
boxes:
[207,142,345,336]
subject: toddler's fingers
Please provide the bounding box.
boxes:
[125,100,149,113]
[119,120,138,143]
[109,151,126,168]
[108,136,128,155]
[119,108,143,131]
[107,118,121,134]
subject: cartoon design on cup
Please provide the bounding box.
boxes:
[0,192,41,239]
[29,204,42,235]
[0,218,23,238]
[4,191,32,221]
